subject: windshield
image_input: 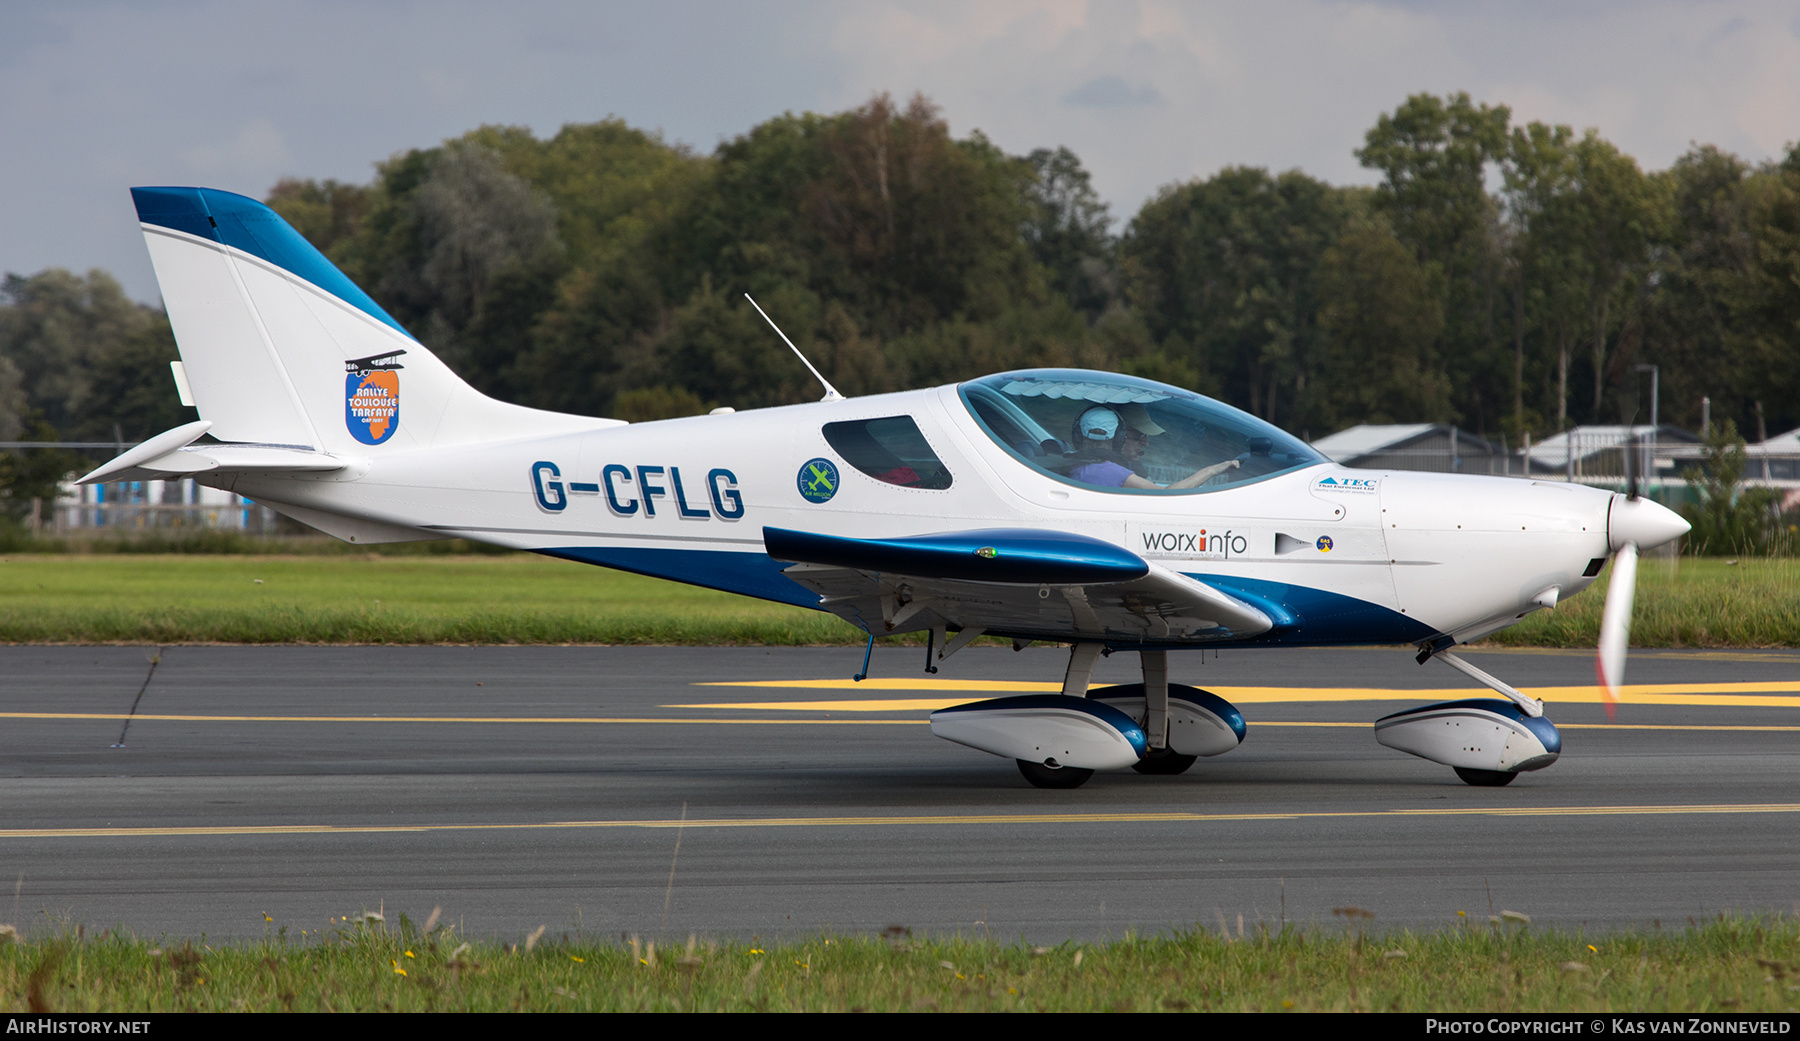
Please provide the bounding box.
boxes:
[958,370,1324,493]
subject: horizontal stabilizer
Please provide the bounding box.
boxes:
[764,526,1149,585]
[79,423,346,484]
[78,420,212,484]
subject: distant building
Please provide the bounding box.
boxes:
[1310,423,1523,475]
[1747,428,1800,483]
[47,476,279,535]
[1524,425,1700,480]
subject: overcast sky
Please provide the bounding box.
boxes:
[5,0,1798,304]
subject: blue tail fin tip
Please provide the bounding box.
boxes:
[130,186,413,340]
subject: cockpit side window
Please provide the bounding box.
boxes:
[957,370,1324,494]
[822,416,954,490]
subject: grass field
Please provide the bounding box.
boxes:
[1495,555,1798,648]
[0,551,1792,647]
[3,915,1796,1012]
[0,553,857,645]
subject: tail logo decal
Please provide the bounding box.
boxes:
[345,351,406,445]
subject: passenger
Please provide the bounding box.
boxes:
[1067,405,1240,490]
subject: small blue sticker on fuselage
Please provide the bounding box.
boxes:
[797,458,839,503]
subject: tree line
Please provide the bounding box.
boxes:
[4,91,1798,508]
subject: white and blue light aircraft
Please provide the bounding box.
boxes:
[83,187,1690,789]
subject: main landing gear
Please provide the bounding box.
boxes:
[927,642,1247,790]
[1015,759,1095,789]
[1131,749,1199,776]
[931,638,1563,789]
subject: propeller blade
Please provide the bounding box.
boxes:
[1595,541,1639,721]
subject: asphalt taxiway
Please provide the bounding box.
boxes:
[2,643,1797,943]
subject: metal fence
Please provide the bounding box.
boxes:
[1321,450,1531,476]
[35,478,281,536]
[1326,442,1800,513]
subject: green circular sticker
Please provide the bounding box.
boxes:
[797,458,839,503]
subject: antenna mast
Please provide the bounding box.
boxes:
[744,294,843,402]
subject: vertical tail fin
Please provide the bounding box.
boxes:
[132,186,611,452]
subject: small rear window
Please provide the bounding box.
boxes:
[822,416,953,490]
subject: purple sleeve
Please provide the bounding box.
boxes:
[1069,460,1133,487]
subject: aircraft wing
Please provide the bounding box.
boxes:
[764,526,1272,643]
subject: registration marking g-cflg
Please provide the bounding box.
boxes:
[530,461,743,519]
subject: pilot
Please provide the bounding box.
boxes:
[1068,405,1241,490]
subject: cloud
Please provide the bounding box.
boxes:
[1062,75,1161,108]
[5,1,1800,302]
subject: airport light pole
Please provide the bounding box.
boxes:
[1634,364,1658,492]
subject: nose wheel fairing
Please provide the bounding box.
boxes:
[1374,699,1562,776]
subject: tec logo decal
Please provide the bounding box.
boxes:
[1314,475,1377,494]
[345,350,405,446]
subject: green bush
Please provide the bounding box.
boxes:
[1680,420,1786,556]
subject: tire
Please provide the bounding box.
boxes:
[1016,759,1095,789]
[1131,751,1198,775]
[1454,767,1518,787]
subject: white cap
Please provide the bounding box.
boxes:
[1078,406,1120,441]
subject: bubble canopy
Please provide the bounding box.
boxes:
[958,369,1325,494]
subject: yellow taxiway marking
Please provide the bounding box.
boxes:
[684,679,1800,710]
[7,803,1800,840]
[678,698,1023,712]
[1244,721,1800,731]
[0,712,920,726]
[7,714,1798,732]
